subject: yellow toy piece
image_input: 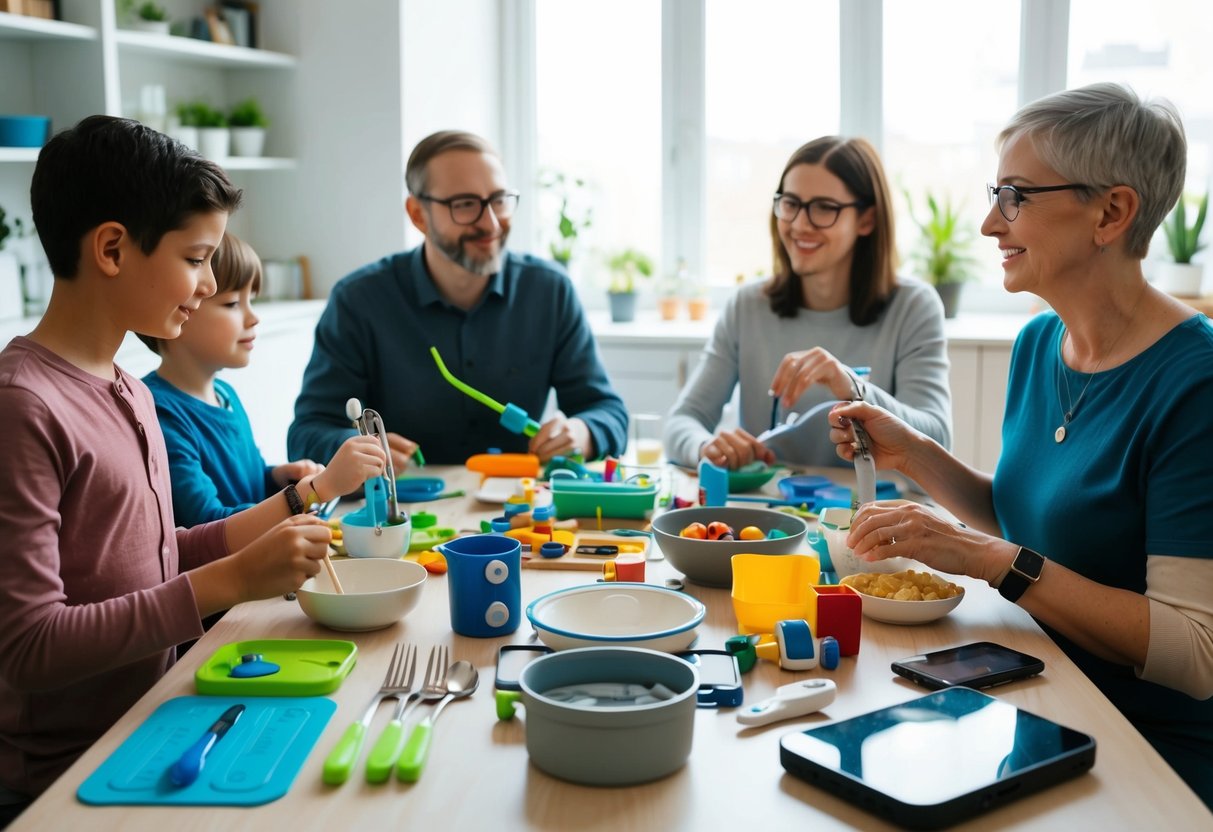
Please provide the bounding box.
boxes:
[415,550,448,574]
[504,527,576,551]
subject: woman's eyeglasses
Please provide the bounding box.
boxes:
[773,193,867,229]
[987,183,1090,223]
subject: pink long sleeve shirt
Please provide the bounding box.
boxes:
[0,337,228,797]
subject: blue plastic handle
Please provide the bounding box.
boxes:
[169,732,216,787]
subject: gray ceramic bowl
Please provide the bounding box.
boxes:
[517,647,698,786]
[652,506,809,588]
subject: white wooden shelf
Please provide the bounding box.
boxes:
[0,11,96,41]
[114,29,296,69]
[0,148,41,163]
[221,156,297,171]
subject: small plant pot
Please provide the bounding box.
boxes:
[934,282,962,318]
[166,124,198,151]
[196,127,230,161]
[230,127,266,157]
[131,19,171,35]
[1155,262,1205,297]
[657,296,681,321]
[608,291,637,323]
[687,297,710,321]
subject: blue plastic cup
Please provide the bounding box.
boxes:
[439,534,522,637]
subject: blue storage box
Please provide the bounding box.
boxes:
[0,115,51,148]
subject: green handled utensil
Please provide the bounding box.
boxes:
[322,643,414,786]
[396,660,479,782]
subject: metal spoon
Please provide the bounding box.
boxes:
[396,660,479,782]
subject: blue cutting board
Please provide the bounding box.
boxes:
[77,696,334,806]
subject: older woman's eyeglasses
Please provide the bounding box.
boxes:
[773,193,867,229]
[987,183,1089,223]
[416,191,520,225]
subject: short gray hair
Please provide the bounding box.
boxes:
[405,130,498,196]
[997,82,1186,258]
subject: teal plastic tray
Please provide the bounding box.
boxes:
[195,639,357,696]
[550,479,659,520]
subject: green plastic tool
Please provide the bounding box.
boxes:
[430,346,540,437]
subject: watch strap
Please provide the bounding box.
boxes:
[998,546,1045,604]
[284,483,305,515]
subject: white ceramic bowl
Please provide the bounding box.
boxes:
[526,584,705,652]
[840,575,965,625]
[819,506,916,579]
[340,513,411,558]
[296,558,427,631]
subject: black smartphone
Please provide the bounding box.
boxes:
[780,686,1096,830]
[891,641,1044,690]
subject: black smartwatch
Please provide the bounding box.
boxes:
[283,483,306,515]
[998,546,1045,603]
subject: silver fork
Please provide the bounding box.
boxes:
[322,643,415,785]
[364,644,437,783]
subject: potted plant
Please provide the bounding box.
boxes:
[539,170,592,270]
[167,101,201,150]
[905,191,978,318]
[182,101,229,161]
[120,0,171,35]
[605,248,654,323]
[228,98,269,157]
[1158,190,1208,297]
[657,258,688,321]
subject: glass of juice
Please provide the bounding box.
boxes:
[631,413,663,465]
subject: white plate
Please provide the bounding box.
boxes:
[526,583,705,651]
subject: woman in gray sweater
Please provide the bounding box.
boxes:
[664,136,952,470]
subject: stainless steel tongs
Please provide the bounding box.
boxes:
[349,399,403,525]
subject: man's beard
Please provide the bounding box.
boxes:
[432,226,509,276]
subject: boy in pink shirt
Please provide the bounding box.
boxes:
[0,116,384,820]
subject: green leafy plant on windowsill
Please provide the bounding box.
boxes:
[538,170,592,269]
[606,248,654,295]
[904,190,978,287]
[1163,190,1208,264]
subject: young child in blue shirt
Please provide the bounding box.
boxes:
[139,233,335,527]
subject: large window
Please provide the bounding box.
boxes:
[534,0,662,298]
[704,0,839,287]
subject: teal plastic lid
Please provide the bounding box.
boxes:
[195,639,358,696]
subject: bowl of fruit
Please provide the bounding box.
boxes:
[651,506,808,588]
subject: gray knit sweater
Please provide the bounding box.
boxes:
[663,278,952,468]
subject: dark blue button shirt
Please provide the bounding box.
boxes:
[288,246,627,465]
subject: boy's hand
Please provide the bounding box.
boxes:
[309,435,385,500]
[230,515,333,603]
[271,459,324,489]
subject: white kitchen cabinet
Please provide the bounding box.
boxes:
[947,342,1012,472]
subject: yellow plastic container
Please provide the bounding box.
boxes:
[730,553,821,635]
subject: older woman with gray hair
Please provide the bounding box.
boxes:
[829,82,1213,806]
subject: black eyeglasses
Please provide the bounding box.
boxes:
[416,190,520,225]
[773,193,867,229]
[987,183,1090,223]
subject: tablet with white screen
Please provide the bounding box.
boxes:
[779,686,1096,830]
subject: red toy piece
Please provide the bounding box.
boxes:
[706,521,734,541]
[814,585,862,656]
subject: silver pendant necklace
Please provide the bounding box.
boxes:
[1053,320,1131,443]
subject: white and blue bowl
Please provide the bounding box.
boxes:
[526,583,705,652]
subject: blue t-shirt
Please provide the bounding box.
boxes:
[144,373,275,527]
[993,312,1213,802]
[287,246,628,465]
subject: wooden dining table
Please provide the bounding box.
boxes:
[13,465,1212,831]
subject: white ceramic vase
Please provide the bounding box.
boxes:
[230,127,266,157]
[131,20,170,35]
[1155,261,1205,297]
[196,127,230,161]
[166,124,198,151]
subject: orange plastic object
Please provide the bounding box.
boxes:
[505,527,576,551]
[738,526,764,541]
[466,453,540,480]
[706,521,734,541]
[680,522,708,539]
[731,553,821,635]
[416,550,448,574]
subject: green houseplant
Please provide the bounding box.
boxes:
[905,191,978,318]
[605,248,654,323]
[119,0,170,34]
[228,98,268,157]
[177,100,228,160]
[539,170,592,269]
[1157,190,1208,297]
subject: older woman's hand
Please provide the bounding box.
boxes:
[699,428,776,470]
[845,500,1014,584]
[770,347,859,406]
[829,401,918,471]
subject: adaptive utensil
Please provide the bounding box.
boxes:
[321,643,414,785]
[363,645,441,781]
[346,397,405,526]
[169,703,244,787]
[431,346,540,437]
[396,659,479,782]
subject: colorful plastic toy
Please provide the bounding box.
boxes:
[432,346,540,437]
[753,619,819,670]
[813,585,862,656]
[467,452,541,480]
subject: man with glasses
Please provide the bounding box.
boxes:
[288,130,627,468]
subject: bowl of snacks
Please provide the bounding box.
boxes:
[296,558,427,631]
[839,569,964,624]
[651,506,809,588]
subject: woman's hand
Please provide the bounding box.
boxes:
[270,459,323,489]
[845,500,1014,584]
[386,432,420,474]
[828,401,919,472]
[310,435,386,501]
[529,415,592,462]
[770,347,859,406]
[699,428,775,470]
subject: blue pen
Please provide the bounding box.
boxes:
[169,704,245,787]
